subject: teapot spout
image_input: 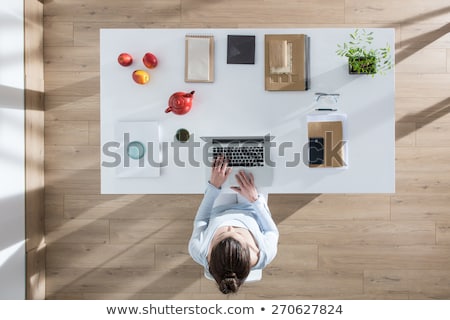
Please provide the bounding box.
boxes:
[186,90,195,97]
[165,106,172,113]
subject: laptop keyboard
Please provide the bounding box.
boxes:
[212,146,264,167]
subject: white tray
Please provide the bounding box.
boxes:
[114,121,160,178]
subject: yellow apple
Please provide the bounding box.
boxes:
[132,70,150,84]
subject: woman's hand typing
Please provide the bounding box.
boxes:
[209,155,232,189]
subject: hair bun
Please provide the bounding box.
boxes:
[220,277,238,294]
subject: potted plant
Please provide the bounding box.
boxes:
[336,29,393,76]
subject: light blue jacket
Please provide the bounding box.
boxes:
[188,183,279,279]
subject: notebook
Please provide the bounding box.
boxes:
[185,35,214,82]
[306,114,348,168]
[264,34,310,91]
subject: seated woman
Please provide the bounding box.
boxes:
[188,155,279,294]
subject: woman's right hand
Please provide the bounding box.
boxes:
[209,155,232,189]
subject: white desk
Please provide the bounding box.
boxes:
[100,28,395,194]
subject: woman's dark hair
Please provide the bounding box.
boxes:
[209,237,251,294]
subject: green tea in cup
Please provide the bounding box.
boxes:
[175,128,190,143]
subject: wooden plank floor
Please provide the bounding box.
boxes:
[43,0,450,299]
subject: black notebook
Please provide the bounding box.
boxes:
[227,35,255,64]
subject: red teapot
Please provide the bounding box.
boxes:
[165,91,195,115]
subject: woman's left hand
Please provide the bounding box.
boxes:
[230,170,259,202]
[209,155,232,189]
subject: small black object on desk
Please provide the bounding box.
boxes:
[227,35,256,64]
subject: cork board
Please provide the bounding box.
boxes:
[308,121,346,168]
[264,34,309,91]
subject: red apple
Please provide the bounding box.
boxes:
[132,70,150,85]
[143,52,158,69]
[118,53,133,66]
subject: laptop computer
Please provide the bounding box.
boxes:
[201,135,274,190]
